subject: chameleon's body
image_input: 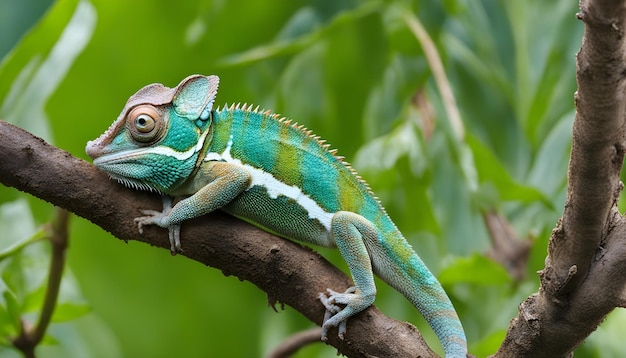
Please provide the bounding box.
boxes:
[86,75,467,357]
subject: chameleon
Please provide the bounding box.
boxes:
[85,74,468,357]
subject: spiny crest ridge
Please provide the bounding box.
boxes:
[216,102,379,201]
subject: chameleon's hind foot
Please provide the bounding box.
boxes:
[319,286,374,341]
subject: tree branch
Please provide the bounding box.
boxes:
[267,327,324,358]
[496,0,626,356]
[0,120,437,357]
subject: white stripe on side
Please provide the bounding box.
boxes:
[205,136,334,231]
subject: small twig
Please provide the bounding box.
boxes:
[403,10,465,141]
[402,8,480,193]
[12,208,70,357]
[266,327,323,358]
[483,210,531,281]
[411,89,436,140]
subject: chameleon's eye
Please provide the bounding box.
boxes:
[135,114,155,133]
[127,105,163,143]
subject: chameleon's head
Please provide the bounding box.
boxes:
[86,75,219,194]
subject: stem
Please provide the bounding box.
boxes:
[12,208,70,357]
[266,328,323,358]
[34,208,70,343]
[402,10,465,141]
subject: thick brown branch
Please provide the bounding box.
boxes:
[553,0,626,299]
[0,120,436,358]
[496,1,626,356]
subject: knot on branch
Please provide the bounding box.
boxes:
[601,205,623,244]
[577,4,626,40]
[611,143,626,168]
[539,264,578,304]
[520,294,541,332]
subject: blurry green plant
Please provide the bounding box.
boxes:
[0,0,615,357]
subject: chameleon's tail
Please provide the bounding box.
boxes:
[372,237,468,357]
[404,269,468,358]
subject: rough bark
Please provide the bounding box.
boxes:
[495,0,626,356]
[0,120,437,357]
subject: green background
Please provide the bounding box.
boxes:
[0,0,623,357]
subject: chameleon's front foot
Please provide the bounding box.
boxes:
[319,286,374,341]
[135,212,183,254]
[133,197,183,255]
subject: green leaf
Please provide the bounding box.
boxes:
[0,0,96,143]
[39,332,59,346]
[1,282,20,335]
[0,200,46,313]
[525,111,573,200]
[51,302,90,323]
[217,2,382,67]
[0,200,39,254]
[579,309,626,357]
[355,120,428,176]
[467,135,553,208]
[0,0,53,59]
[439,254,511,286]
[470,328,507,357]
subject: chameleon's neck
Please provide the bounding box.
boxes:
[205,106,238,155]
[192,117,215,169]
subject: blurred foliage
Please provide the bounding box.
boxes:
[0,0,620,357]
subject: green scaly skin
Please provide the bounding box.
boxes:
[86,75,468,357]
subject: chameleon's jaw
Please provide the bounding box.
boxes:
[90,151,147,179]
[87,142,140,167]
[91,152,124,168]
[89,144,199,195]
[90,153,165,194]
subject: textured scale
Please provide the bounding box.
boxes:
[86,75,468,357]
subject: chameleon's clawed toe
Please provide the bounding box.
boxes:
[168,223,183,255]
[319,286,360,340]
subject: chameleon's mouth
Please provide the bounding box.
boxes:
[91,152,144,172]
[91,151,137,167]
[91,147,197,195]
[91,152,163,193]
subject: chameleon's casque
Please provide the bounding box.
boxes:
[86,75,468,357]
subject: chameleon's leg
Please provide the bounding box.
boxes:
[134,162,251,254]
[319,211,377,340]
[136,196,183,253]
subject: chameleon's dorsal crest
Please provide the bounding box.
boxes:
[172,75,219,121]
